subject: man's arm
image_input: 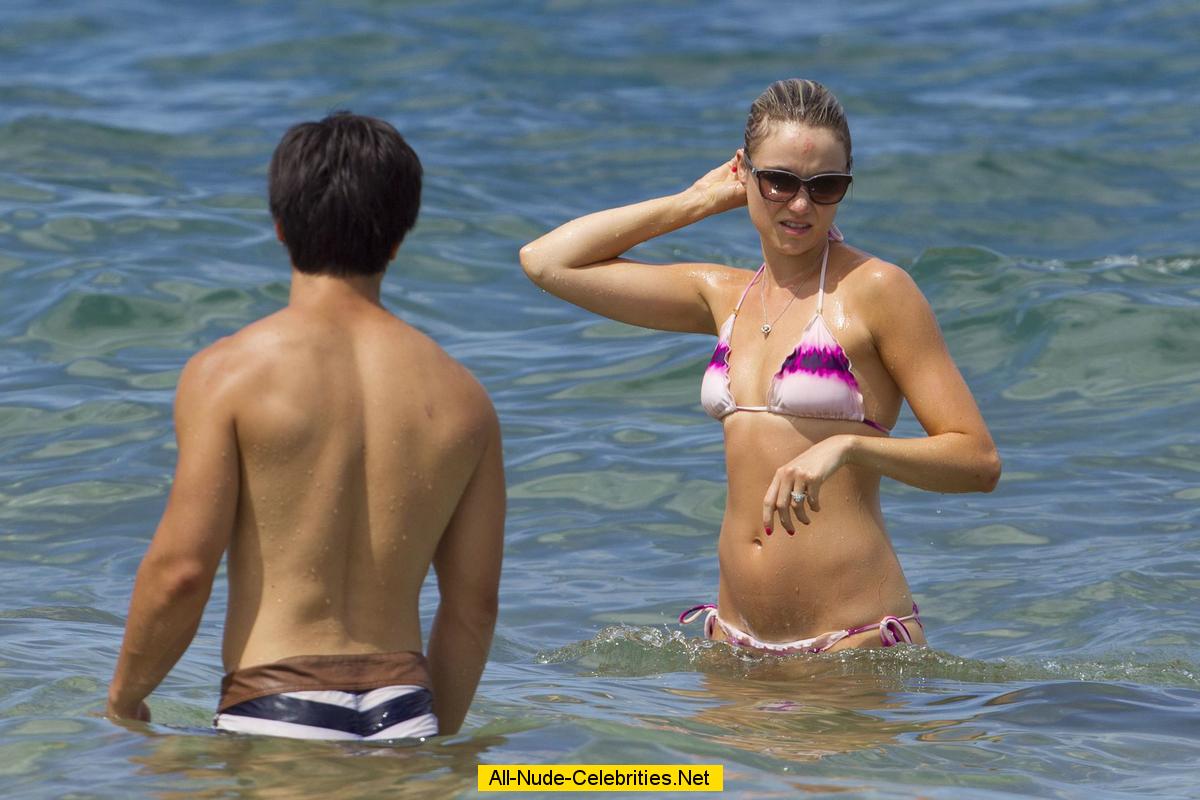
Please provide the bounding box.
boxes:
[107,347,240,720]
[427,408,505,735]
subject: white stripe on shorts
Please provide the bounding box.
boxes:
[282,684,425,712]
[213,710,439,741]
[213,714,362,740]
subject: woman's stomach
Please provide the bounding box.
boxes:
[714,414,914,642]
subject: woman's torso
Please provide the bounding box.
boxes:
[702,244,920,644]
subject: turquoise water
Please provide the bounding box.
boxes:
[2,1,1199,797]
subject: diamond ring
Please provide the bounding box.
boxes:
[791,490,806,504]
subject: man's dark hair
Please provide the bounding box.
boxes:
[269,112,422,276]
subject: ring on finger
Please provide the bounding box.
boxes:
[790,489,807,504]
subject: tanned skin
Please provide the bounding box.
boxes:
[521,122,997,648]
[108,245,503,735]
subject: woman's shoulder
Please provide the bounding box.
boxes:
[667,260,756,279]
[838,247,924,304]
[694,261,763,317]
[837,248,940,346]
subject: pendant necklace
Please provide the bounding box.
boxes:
[759,274,800,336]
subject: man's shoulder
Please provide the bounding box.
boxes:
[423,344,497,423]
[371,315,497,418]
[176,316,284,401]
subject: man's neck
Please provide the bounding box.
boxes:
[288,269,386,309]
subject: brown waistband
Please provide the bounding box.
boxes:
[218,650,432,712]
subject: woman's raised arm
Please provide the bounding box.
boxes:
[520,157,747,334]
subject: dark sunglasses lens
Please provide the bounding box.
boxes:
[807,175,852,204]
[758,171,802,201]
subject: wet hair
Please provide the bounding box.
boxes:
[744,79,853,171]
[269,112,422,276]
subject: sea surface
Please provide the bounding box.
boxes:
[2,1,1198,797]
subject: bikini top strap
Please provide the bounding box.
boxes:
[732,264,766,315]
[816,242,829,317]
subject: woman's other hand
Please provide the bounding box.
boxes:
[762,434,854,534]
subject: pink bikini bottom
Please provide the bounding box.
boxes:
[679,603,922,654]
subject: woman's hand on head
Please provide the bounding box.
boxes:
[762,434,854,535]
[686,154,747,215]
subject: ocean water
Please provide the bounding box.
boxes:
[2,0,1199,797]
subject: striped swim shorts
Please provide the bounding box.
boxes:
[214,650,438,741]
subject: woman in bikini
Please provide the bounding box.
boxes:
[520,79,1000,654]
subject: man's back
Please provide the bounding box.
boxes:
[201,278,497,670]
[108,112,503,738]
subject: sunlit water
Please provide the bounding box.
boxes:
[2,1,1198,797]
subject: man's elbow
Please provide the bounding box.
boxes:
[441,586,499,630]
[467,590,499,627]
[139,552,216,603]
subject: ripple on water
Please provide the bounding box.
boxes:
[22,287,255,359]
[0,0,1197,796]
[0,402,160,440]
[539,624,1200,689]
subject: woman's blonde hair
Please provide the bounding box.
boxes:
[744,79,852,170]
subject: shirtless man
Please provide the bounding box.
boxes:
[106,112,504,740]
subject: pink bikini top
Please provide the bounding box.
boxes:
[700,241,890,434]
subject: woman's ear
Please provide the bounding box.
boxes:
[734,149,748,184]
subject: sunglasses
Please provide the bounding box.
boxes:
[743,154,852,205]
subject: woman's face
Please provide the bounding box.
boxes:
[739,122,849,260]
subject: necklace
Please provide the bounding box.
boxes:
[759,275,800,336]
[757,243,829,336]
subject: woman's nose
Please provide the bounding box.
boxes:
[786,188,812,212]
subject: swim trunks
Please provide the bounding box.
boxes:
[214,650,438,740]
